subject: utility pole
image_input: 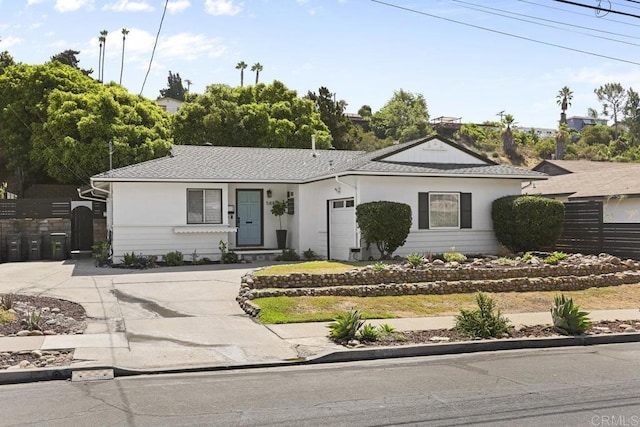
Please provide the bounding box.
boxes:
[496,110,505,121]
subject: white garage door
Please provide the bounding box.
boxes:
[329,198,355,260]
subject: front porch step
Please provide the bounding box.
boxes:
[233,248,283,261]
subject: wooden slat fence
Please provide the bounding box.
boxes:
[556,201,640,260]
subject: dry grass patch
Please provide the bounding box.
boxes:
[254,261,365,276]
[254,284,640,324]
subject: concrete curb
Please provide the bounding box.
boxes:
[3,332,640,385]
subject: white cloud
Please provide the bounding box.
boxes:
[0,36,21,49]
[158,32,226,60]
[167,0,190,14]
[205,0,241,16]
[27,0,45,5]
[55,0,93,12]
[103,0,154,12]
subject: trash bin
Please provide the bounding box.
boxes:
[7,233,22,262]
[28,234,42,261]
[51,233,67,261]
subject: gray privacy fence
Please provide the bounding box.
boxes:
[556,201,640,260]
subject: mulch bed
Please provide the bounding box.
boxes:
[364,320,640,347]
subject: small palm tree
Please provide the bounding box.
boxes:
[235,61,247,87]
[556,86,573,124]
[119,28,129,85]
[251,62,263,84]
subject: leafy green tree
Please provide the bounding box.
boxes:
[159,70,185,101]
[356,201,412,259]
[358,105,372,118]
[0,45,15,75]
[371,89,431,142]
[0,62,98,189]
[578,124,614,146]
[306,87,353,149]
[624,87,640,145]
[595,83,627,140]
[172,81,331,148]
[50,49,93,76]
[36,84,171,183]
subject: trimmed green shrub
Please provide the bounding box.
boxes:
[551,294,592,335]
[356,201,412,259]
[492,195,565,252]
[327,309,364,342]
[455,293,510,339]
[544,251,568,265]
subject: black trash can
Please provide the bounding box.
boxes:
[51,233,67,261]
[28,234,42,261]
[7,233,22,262]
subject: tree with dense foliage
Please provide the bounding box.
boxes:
[172,81,331,148]
[37,84,171,182]
[119,28,129,85]
[50,49,93,76]
[492,195,565,253]
[0,62,171,187]
[358,105,372,118]
[306,87,353,149]
[594,83,626,140]
[235,61,247,87]
[0,49,15,75]
[356,201,412,259]
[159,70,186,101]
[251,62,263,84]
[371,89,431,142]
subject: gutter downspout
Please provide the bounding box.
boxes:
[77,181,111,203]
[334,175,359,252]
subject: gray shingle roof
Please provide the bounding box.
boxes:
[93,137,546,182]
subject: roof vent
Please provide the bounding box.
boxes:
[311,134,317,157]
[329,160,334,170]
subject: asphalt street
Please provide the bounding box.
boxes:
[4,343,640,426]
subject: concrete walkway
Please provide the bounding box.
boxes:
[0,260,639,373]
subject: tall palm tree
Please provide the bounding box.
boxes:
[99,30,108,83]
[556,86,573,124]
[502,113,515,153]
[119,28,129,85]
[98,33,104,82]
[235,61,247,87]
[251,62,263,84]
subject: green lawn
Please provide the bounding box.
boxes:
[254,284,640,324]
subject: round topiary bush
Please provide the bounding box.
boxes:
[492,195,565,253]
[356,201,412,259]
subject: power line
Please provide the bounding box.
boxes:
[370,0,640,66]
[517,0,640,29]
[553,0,640,19]
[452,0,640,41]
[140,0,169,96]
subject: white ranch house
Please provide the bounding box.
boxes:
[87,136,546,262]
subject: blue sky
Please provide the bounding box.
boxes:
[2,0,640,129]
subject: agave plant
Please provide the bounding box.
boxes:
[551,294,592,335]
[327,309,364,342]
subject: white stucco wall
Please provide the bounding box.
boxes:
[603,197,640,223]
[294,175,522,258]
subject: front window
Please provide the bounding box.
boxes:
[429,193,459,228]
[187,189,222,224]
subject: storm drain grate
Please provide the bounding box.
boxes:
[71,369,114,382]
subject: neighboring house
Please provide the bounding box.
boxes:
[525,159,640,223]
[156,97,184,114]
[518,126,557,138]
[566,116,608,132]
[87,136,545,262]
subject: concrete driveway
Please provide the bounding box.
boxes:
[0,260,313,369]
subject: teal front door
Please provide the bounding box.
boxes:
[237,189,263,246]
